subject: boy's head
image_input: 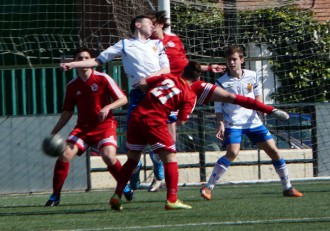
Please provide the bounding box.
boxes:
[73,47,94,61]
[224,45,244,70]
[130,15,153,34]
[224,45,244,59]
[148,10,171,31]
[182,61,202,82]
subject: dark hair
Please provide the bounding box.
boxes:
[147,10,171,31]
[182,61,202,81]
[130,15,151,33]
[224,45,244,58]
[73,47,95,59]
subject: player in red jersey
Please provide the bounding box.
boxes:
[109,61,200,211]
[45,47,128,206]
[149,10,226,77]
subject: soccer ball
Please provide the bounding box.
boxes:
[42,134,66,157]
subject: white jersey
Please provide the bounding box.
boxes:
[97,38,169,89]
[214,69,263,129]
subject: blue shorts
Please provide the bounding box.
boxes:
[223,125,272,146]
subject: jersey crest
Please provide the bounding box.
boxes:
[167,41,175,47]
[91,83,98,92]
[247,83,252,92]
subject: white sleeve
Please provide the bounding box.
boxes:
[157,41,170,68]
[96,40,123,64]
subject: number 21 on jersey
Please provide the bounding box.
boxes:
[150,79,181,104]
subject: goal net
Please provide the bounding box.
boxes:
[0,0,330,193]
[0,0,155,67]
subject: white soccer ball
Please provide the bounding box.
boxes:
[42,134,66,157]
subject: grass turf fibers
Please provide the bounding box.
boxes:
[0,181,329,230]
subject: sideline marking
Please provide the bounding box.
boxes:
[65,216,330,230]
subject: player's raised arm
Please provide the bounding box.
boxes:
[201,64,226,73]
[60,58,100,71]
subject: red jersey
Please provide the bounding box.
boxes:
[131,74,196,124]
[190,80,217,105]
[63,70,125,127]
[162,33,189,77]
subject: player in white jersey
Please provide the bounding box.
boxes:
[61,15,169,85]
[200,45,303,200]
[215,68,264,129]
[97,33,169,89]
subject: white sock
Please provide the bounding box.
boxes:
[273,159,292,190]
[207,156,231,190]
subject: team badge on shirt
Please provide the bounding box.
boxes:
[247,83,252,92]
[167,41,175,47]
[91,83,98,92]
[153,46,157,52]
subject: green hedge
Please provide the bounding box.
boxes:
[172,2,330,103]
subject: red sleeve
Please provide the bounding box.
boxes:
[191,81,216,105]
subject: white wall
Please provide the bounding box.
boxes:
[246,43,281,104]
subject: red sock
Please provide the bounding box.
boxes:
[115,159,139,197]
[234,94,274,114]
[107,158,122,182]
[53,160,70,196]
[164,162,179,203]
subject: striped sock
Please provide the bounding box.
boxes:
[273,158,292,190]
[207,156,231,190]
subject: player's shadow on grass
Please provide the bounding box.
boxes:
[0,201,106,209]
[0,208,108,217]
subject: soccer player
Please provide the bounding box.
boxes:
[149,10,226,77]
[60,15,170,200]
[200,45,303,200]
[45,47,128,206]
[109,61,200,211]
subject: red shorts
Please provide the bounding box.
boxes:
[67,120,117,154]
[126,115,176,154]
